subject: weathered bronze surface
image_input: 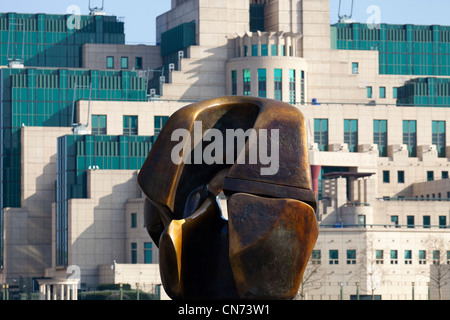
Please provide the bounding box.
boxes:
[138,96,319,300]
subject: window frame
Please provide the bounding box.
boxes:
[107,56,114,69]
[121,56,128,69]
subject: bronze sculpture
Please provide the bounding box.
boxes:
[137,96,319,300]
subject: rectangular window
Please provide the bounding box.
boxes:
[398,171,405,183]
[352,62,359,74]
[390,250,398,264]
[121,57,128,69]
[300,71,305,104]
[131,243,137,264]
[442,171,449,179]
[244,45,248,57]
[419,250,427,264]
[393,87,398,99]
[358,214,366,227]
[252,44,258,56]
[404,250,412,264]
[91,115,107,135]
[135,57,143,70]
[427,171,434,181]
[391,216,399,228]
[258,69,266,98]
[379,86,386,98]
[373,120,387,157]
[329,250,339,265]
[107,56,114,69]
[447,251,450,265]
[271,44,278,56]
[376,250,384,264]
[423,216,431,228]
[123,115,138,136]
[231,70,237,95]
[243,69,251,96]
[344,119,358,152]
[261,44,268,56]
[154,116,169,138]
[433,250,440,265]
[131,213,137,228]
[274,69,282,101]
[439,216,447,228]
[281,45,286,56]
[391,216,398,228]
[144,243,153,264]
[432,121,446,158]
[314,119,329,151]
[311,250,321,265]
[383,170,390,183]
[346,250,356,264]
[407,215,415,228]
[403,120,417,157]
[367,86,373,98]
[289,69,296,104]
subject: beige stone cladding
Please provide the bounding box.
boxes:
[75,100,185,136]
[2,127,72,284]
[81,44,162,72]
[61,170,141,287]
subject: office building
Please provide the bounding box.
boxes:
[0,0,449,300]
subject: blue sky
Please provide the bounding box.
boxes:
[0,1,449,44]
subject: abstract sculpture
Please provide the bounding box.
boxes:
[137,96,319,300]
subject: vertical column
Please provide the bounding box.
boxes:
[60,284,65,300]
[72,284,78,300]
[310,165,322,198]
[46,285,51,300]
[52,285,57,300]
[39,284,46,300]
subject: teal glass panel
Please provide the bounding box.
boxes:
[344,119,358,152]
[289,69,296,104]
[121,57,128,69]
[403,120,417,157]
[274,69,282,101]
[107,56,114,69]
[252,44,258,56]
[261,44,268,56]
[231,70,237,95]
[271,44,278,56]
[135,57,143,70]
[258,69,266,98]
[379,86,386,98]
[144,243,153,264]
[243,69,251,96]
[314,119,328,151]
[432,120,446,157]
[373,120,387,157]
[154,116,169,138]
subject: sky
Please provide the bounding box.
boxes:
[1,1,450,44]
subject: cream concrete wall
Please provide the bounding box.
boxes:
[156,0,250,101]
[76,100,185,136]
[300,103,450,198]
[62,170,142,287]
[125,198,159,264]
[2,127,72,283]
[98,263,161,289]
[82,44,162,72]
[306,228,450,300]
